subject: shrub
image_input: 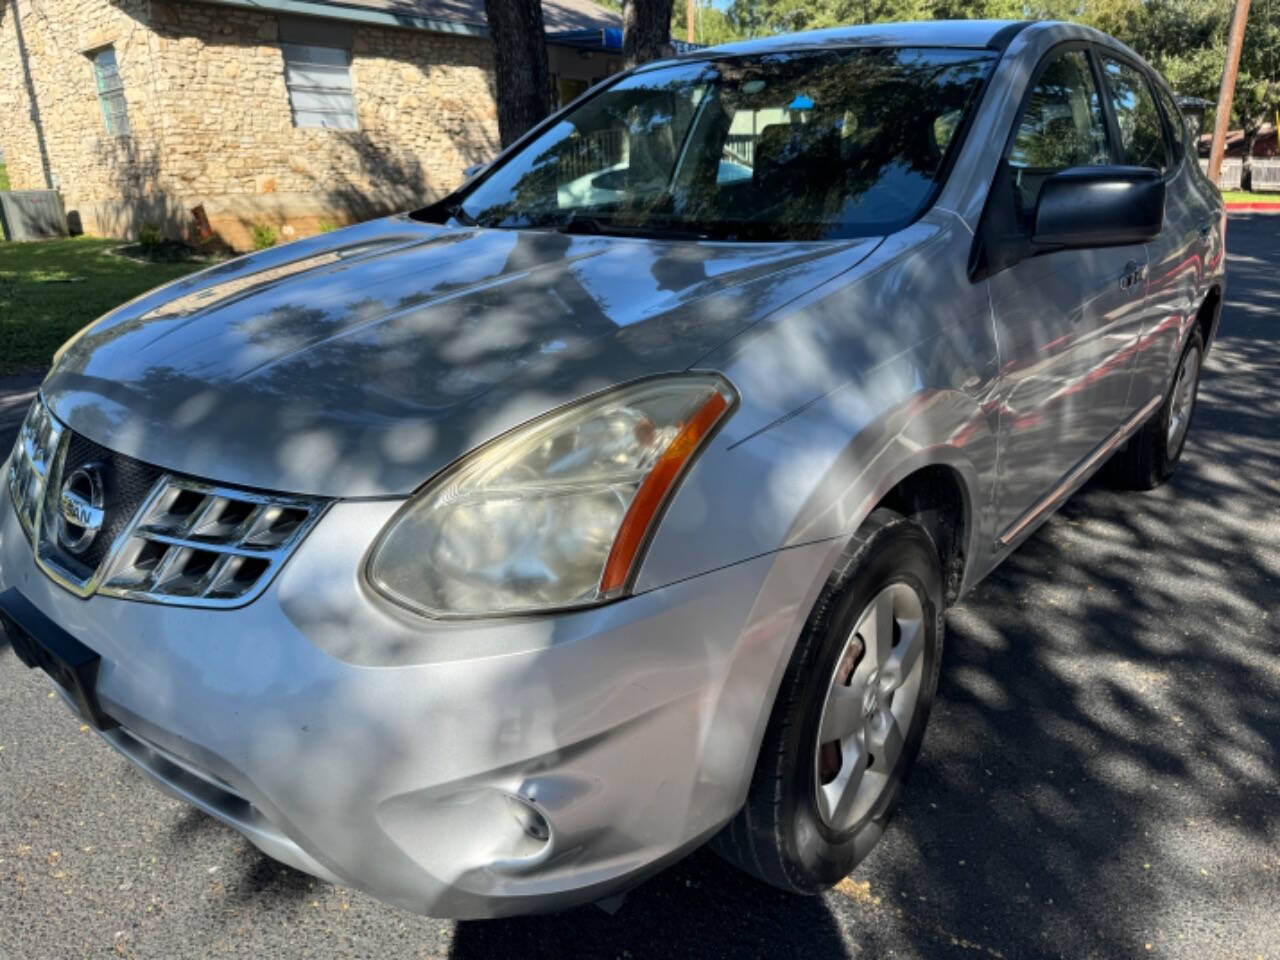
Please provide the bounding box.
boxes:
[317,219,339,234]
[251,223,278,250]
[138,223,163,252]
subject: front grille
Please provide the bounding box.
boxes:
[98,476,321,604]
[39,433,163,582]
[8,396,329,609]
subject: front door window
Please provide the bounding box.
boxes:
[1007,50,1110,228]
[1101,57,1170,172]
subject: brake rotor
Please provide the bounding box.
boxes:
[817,634,865,784]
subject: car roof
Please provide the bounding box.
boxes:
[689,19,1032,58]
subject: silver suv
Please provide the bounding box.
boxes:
[1,19,1224,918]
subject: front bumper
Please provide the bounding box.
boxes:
[0,487,837,918]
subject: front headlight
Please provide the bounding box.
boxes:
[367,374,736,618]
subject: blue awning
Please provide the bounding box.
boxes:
[549,29,704,53]
[548,27,623,51]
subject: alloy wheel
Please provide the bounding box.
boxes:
[814,582,927,832]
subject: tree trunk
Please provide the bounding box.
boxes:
[623,0,674,67]
[484,0,550,149]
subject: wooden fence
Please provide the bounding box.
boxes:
[1198,158,1244,190]
[1250,158,1280,192]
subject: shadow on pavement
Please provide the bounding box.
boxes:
[226,853,317,910]
[450,847,851,958]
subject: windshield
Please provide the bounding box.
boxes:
[455,46,996,242]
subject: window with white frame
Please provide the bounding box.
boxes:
[282,42,358,130]
[92,47,130,136]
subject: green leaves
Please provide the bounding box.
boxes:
[716,0,1279,135]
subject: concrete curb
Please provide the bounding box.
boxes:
[1226,202,1280,213]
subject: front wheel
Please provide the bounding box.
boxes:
[711,509,943,893]
[1109,328,1204,490]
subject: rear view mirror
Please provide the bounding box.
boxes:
[1033,166,1165,248]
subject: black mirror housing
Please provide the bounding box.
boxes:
[1033,166,1165,248]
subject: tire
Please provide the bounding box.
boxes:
[1109,328,1204,490]
[711,508,944,893]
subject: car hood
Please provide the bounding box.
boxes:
[42,216,879,498]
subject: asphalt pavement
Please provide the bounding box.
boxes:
[1,216,1276,960]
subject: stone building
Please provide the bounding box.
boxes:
[0,0,623,249]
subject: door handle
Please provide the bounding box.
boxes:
[1119,260,1143,292]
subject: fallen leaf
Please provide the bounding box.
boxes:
[836,877,874,903]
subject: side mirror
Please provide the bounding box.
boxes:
[1033,166,1165,248]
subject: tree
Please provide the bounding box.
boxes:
[1235,0,1280,152]
[1080,0,1279,151]
[671,0,750,45]
[484,0,551,148]
[722,0,1280,148]
[623,0,675,66]
[725,0,938,34]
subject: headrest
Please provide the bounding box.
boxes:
[753,120,839,192]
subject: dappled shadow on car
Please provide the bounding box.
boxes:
[448,216,1279,958]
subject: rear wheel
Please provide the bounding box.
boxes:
[1109,328,1204,490]
[712,509,943,893]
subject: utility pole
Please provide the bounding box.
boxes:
[1208,0,1251,184]
[687,0,695,43]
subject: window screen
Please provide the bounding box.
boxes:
[93,48,130,136]
[283,43,358,130]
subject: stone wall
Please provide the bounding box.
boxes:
[0,0,500,249]
[0,0,158,215]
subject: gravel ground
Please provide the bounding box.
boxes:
[1,215,1276,960]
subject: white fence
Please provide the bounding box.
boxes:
[1199,158,1244,190]
[1250,158,1280,192]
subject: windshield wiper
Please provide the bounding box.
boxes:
[446,204,478,227]
[552,214,607,235]
[552,214,709,241]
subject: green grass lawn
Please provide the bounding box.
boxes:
[1221,189,1280,203]
[0,237,207,375]
[0,164,9,191]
